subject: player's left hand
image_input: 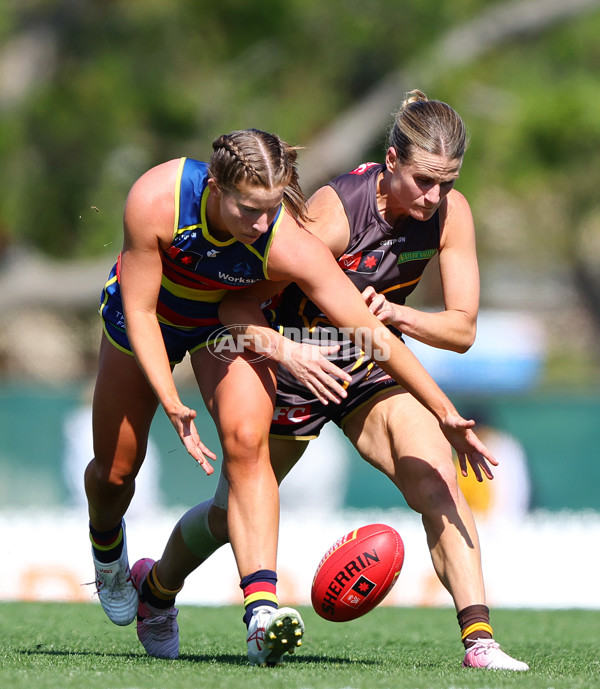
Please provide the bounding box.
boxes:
[166,403,218,475]
[439,414,498,481]
[276,338,351,405]
[362,286,397,325]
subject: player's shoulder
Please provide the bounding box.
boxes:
[447,187,469,206]
[128,159,181,200]
[440,188,473,224]
[124,159,182,232]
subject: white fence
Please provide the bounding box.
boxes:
[2,507,599,610]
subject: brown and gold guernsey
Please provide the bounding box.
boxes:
[274,162,440,361]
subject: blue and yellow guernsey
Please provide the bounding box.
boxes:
[100,157,283,360]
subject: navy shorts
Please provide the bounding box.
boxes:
[102,318,228,365]
[100,274,228,364]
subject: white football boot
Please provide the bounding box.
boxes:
[92,521,138,626]
[246,606,304,666]
[463,638,530,671]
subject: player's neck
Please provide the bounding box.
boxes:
[376,170,409,227]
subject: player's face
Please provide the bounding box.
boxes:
[210,181,285,244]
[386,147,462,221]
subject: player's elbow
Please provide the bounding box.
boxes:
[453,341,472,354]
[445,317,476,353]
[454,323,477,353]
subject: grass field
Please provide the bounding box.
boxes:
[0,602,598,689]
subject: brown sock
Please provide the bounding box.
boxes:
[457,604,493,649]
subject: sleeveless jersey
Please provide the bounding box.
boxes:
[275,162,440,360]
[100,157,283,337]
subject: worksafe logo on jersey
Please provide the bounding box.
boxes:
[338,250,384,274]
[206,325,392,363]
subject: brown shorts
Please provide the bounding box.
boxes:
[270,358,401,440]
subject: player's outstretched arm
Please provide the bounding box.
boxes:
[120,162,217,473]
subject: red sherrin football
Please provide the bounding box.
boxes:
[311,523,404,622]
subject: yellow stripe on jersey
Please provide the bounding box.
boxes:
[173,157,186,240]
[173,222,203,238]
[380,276,421,294]
[245,241,268,274]
[200,186,236,247]
[340,353,369,390]
[99,274,118,316]
[160,274,227,302]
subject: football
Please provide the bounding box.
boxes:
[311,523,404,622]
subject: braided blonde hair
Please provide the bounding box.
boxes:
[389,89,469,163]
[209,129,308,223]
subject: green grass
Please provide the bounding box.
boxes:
[0,603,598,689]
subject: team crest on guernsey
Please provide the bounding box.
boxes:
[338,250,383,274]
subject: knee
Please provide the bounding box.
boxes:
[403,466,459,516]
[85,455,139,491]
[221,422,269,463]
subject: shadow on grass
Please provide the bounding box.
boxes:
[18,647,370,666]
[180,653,369,666]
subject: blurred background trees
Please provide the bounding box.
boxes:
[1,0,599,386]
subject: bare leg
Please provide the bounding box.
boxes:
[155,437,309,588]
[191,348,280,578]
[343,389,486,611]
[85,333,159,530]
